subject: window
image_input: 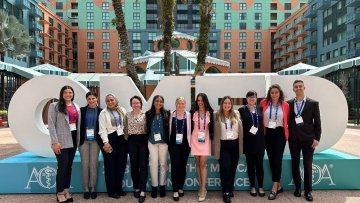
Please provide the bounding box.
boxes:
[255,13,262,20]
[285,3,291,10]
[118,53,124,59]
[102,42,110,50]
[212,3,216,10]
[56,12,63,18]
[224,23,231,30]
[239,13,246,20]
[254,3,262,10]
[102,2,109,10]
[86,12,94,20]
[239,3,246,10]
[337,1,342,10]
[133,43,141,50]
[224,42,231,50]
[271,3,277,10]
[87,42,94,49]
[239,62,246,69]
[333,49,339,58]
[224,52,231,59]
[285,13,291,19]
[324,7,332,18]
[103,52,110,60]
[255,23,262,30]
[239,23,246,29]
[87,22,94,29]
[211,23,216,29]
[340,46,346,55]
[133,32,141,40]
[133,12,140,20]
[324,22,333,32]
[102,12,110,20]
[87,52,94,59]
[102,32,110,40]
[103,62,110,70]
[239,32,246,39]
[133,53,142,57]
[255,42,262,49]
[133,2,140,10]
[239,42,246,49]
[211,13,216,20]
[56,2,63,9]
[239,52,246,59]
[87,32,94,39]
[255,52,261,59]
[224,3,231,10]
[224,13,231,20]
[254,32,262,40]
[148,32,156,40]
[254,62,261,69]
[87,62,95,69]
[337,15,346,25]
[86,2,94,10]
[102,22,110,29]
[118,42,122,49]
[224,32,231,40]
[337,31,345,41]
[133,22,140,29]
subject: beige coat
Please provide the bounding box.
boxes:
[211,111,243,160]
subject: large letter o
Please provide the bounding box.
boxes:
[8,75,88,157]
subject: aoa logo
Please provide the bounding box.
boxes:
[302,164,336,186]
[25,166,57,189]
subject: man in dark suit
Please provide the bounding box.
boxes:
[288,80,321,202]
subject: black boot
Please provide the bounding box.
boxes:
[151,186,157,198]
[160,185,166,197]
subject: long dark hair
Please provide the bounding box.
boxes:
[147,95,168,120]
[266,84,285,103]
[57,85,74,114]
[192,93,214,139]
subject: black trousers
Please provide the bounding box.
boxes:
[219,139,239,193]
[245,152,264,188]
[128,134,149,192]
[265,127,286,182]
[101,131,128,196]
[55,131,77,193]
[168,142,190,192]
[289,138,314,192]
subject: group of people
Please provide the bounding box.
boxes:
[48,79,321,203]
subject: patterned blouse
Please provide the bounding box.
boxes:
[126,111,147,135]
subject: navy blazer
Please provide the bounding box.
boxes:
[79,106,103,146]
[288,97,322,141]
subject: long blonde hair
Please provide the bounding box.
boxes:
[216,96,238,125]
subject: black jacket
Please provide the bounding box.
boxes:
[79,106,103,146]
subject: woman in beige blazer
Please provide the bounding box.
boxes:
[212,96,243,203]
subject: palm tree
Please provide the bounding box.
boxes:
[160,0,176,75]
[111,0,142,92]
[195,0,213,75]
[0,10,32,62]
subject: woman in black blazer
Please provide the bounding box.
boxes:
[238,91,265,198]
[79,92,102,199]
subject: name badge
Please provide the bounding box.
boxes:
[69,123,77,131]
[117,126,124,136]
[154,133,162,141]
[226,130,234,139]
[249,126,258,135]
[295,116,304,125]
[268,121,277,129]
[176,133,183,144]
[86,129,95,140]
[198,131,205,142]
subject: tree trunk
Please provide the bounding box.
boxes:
[195,0,213,75]
[161,0,175,75]
[112,0,142,93]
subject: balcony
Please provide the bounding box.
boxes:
[304,22,317,31]
[50,37,59,43]
[304,8,317,18]
[31,50,44,58]
[296,16,307,25]
[288,46,297,54]
[346,12,360,25]
[296,41,308,49]
[347,48,360,59]
[15,0,30,9]
[288,34,297,43]
[304,49,317,57]
[39,18,50,25]
[303,35,318,44]
[346,0,360,7]
[287,57,295,64]
[317,0,332,10]
[274,43,282,50]
[177,5,188,10]
[40,44,50,50]
[295,54,307,62]
[35,35,43,45]
[39,31,50,38]
[347,29,360,41]
[297,29,307,37]
[49,23,57,30]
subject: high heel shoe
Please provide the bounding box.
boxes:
[198,189,207,202]
[56,193,67,203]
[65,192,73,202]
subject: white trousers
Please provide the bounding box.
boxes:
[148,142,168,186]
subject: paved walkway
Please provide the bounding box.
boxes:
[0,127,359,202]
